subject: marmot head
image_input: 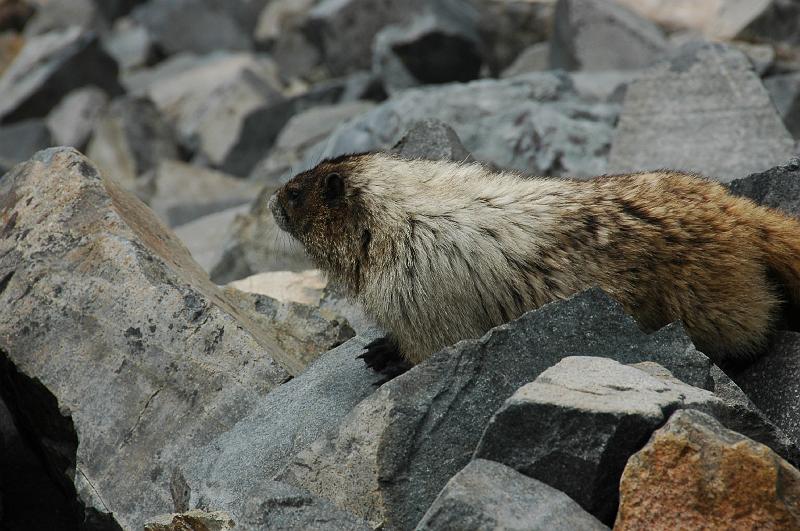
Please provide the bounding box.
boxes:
[269,153,374,292]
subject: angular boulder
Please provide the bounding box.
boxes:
[615,409,800,530]
[608,42,794,182]
[473,357,799,524]
[549,0,669,71]
[416,459,608,531]
[728,158,800,216]
[0,27,122,124]
[277,289,712,530]
[0,148,294,528]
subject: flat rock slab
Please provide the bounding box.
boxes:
[416,459,607,531]
[0,26,122,123]
[0,148,294,528]
[278,288,712,530]
[608,42,794,182]
[616,409,800,530]
[474,356,799,525]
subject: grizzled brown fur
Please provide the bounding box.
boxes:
[270,152,800,365]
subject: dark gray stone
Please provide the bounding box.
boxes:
[179,332,383,524]
[95,0,149,22]
[549,0,669,71]
[316,72,619,177]
[728,158,800,217]
[373,11,482,93]
[765,73,800,139]
[476,0,553,76]
[416,459,608,531]
[0,27,123,124]
[132,0,252,55]
[278,289,712,529]
[734,332,800,445]
[608,42,794,182]
[0,148,293,529]
[390,119,474,163]
[474,356,799,525]
[739,0,800,47]
[0,119,52,174]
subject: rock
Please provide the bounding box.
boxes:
[254,0,321,81]
[228,270,327,306]
[125,52,285,176]
[0,118,51,173]
[615,409,800,530]
[173,205,248,275]
[277,289,712,530]
[86,96,180,193]
[0,148,294,528]
[608,42,794,182]
[474,356,799,524]
[416,459,608,531]
[23,0,103,36]
[144,509,235,531]
[177,333,383,524]
[501,43,550,78]
[138,160,259,227]
[94,0,149,22]
[734,332,800,445]
[305,0,476,75]
[318,72,619,177]
[725,0,800,45]
[209,186,312,284]
[549,0,669,71]
[734,41,775,76]
[765,72,800,138]
[224,286,355,371]
[613,0,722,33]
[0,0,34,32]
[476,0,553,76]
[249,101,375,187]
[236,481,372,531]
[372,11,482,93]
[390,119,474,163]
[45,86,107,150]
[0,27,123,124]
[103,19,158,71]
[728,158,800,216]
[132,0,251,56]
[0,31,23,75]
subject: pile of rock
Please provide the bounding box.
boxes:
[2,0,800,530]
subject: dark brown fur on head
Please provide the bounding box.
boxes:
[269,153,372,293]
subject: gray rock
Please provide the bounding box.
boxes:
[373,11,482,93]
[209,186,313,284]
[765,72,800,138]
[416,459,608,531]
[173,205,249,274]
[103,19,158,72]
[0,119,52,174]
[0,27,123,124]
[45,86,108,150]
[138,160,259,227]
[474,356,799,524]
[254,0,321,81]
[179,332,383,524]
[608,42,795,182]
[0,147,294,528]
[236,481,372,531]
[728,158,800,216]
[734,332,800,445]
[476,0,553,75]
[317,72,619,177]
[734,41,775,76]
[86,96,180,193]
[549,0,669,71]
[501,43,550,78]
[277,289,712,530]
[95,0,149,22]
[132,0,252,55]
[305,0,476,75]
[736,0,800,46]
[390,119,474,163]
[22,0,103,37]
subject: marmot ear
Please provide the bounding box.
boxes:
[324,172,344,203]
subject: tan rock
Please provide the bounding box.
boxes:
[228,269,326,305]
[616,409,800,530]
[144,509,234,531]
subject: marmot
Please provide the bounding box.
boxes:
[269,152,800,376]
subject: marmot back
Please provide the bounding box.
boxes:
[269,152,800,367]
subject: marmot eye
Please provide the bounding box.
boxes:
[286,189,301,202]
[324,172,344,202]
